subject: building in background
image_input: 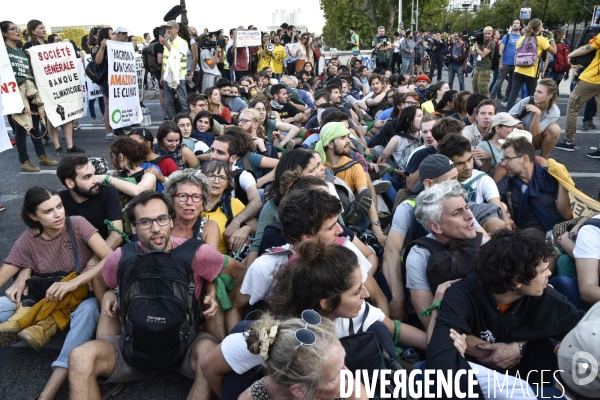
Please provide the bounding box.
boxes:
[267,9,310,35]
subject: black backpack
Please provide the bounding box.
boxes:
[85,47,106,85]
[403,232,483,293]
[115,239,204,370]
[142,43,162,73]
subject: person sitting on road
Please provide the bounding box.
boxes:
[127,128,180,184]
[68,191,227,400]
[0,187,112,400]
[154,121,201,170]
[462,99,496,147]
[476,112,520,179]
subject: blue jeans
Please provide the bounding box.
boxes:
[88,97,105,119]
[381,172,401,203]
[448,63,465,91]
[489,69,499,92]
[401,58,414,74]
[0,296,100,369]
[584,97,597,122]
[549,275,591,312]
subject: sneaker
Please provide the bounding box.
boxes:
[38,154,58,166]
[55,147,63,157]
[501,101,508,107]
[373,179,392,194]
[583,120,592,131]
[73,122,81,131]
[0,203,5,212]
[106,133,117,140]
[67,145,85,153]
[555,141,575,152]
[587,150,600,159]
[10,137,16,146]
[343,190,373,226]
[21,160,41,173]
[590,121,597,129]
[99,382,124,400]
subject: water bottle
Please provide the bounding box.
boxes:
[141,107,151,126]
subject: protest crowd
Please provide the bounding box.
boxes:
[4,12,600,400]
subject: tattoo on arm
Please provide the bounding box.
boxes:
[586,44,592,50]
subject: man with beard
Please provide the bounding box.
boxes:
[413,74,431,103]
[497,135,572,234]
[270,84,308,124]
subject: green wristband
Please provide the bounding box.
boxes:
[419,299,443,318]
[103,175,111,185]
[393,319,401,345]
[387,166,395,174]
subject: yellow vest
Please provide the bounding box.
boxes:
[162,36,188,78]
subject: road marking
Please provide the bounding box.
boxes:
[20,170,57,175]
[570,173,600,178]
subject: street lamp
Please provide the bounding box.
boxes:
[462,1,471,30]
[180,0,188,25]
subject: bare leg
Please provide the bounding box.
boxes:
[68,340,116,400]
[47,119,60,150]
[187,338,218,400]
[96,311,120,339]
[39,367,68,400]
[535,123,561,160]
[62,121,74,150]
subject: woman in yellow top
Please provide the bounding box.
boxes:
[505,18,556,111]
[270,35,287,80]
[257,32,274,72]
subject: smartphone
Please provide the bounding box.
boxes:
[159,28,165,37]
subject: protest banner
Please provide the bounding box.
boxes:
[0,34,25,115]
[83,55,103,100]
[135,54,145,103]
[548,159,600,218]
[236,30,261,47]
[77,56,88,117]
[27,42,84,126]
[0,76,13,153]
[107,41,143,129]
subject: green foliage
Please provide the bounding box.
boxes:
[58,28,88,48]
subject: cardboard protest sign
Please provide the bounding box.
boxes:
[236,30,261,47]
[0,34,25,115]
[27,42,84,126]
[83,55,103,100]
[107,41,142,129]
[135,54,145,103]
[0,76,13,153]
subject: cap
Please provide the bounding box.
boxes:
[415,74,431,83]
[498,129,533,144]
[491,112,520,129]
[413,154,455,193]
[162,20,179,29]
[557,302,600,398]
[331,55,339,60]
[114,26,128,34]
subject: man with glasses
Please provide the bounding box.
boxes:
[160,20,189,118]
[438,134,512,234]
[470,26,496,95]
[497,134,573,233]
[69,191,244,399]
[491,19,523,101]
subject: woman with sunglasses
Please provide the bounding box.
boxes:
[289,33,313,73]
[240,312,368,400]
[200,161,256,256]
[201,241,429,399]
[0,186,112,400]
[1,21,59,172]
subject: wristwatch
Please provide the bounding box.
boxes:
[517,341,526,356]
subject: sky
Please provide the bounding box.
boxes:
[4,0,326,36]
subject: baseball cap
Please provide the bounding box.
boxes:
[491,112,520,129]
[413,154,455,193]
[163,21,179,29]
[498,129,533,144]
[557,302,600,398]
[114,26,128,34]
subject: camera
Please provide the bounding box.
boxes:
[468,30,484,44]
[266,42,274,51]
[199,36,216,50]
[378,35,390,47]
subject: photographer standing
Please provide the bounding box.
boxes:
[372,26,392,69]
[504,19,555,111]
[470,26,496,95]
[200,37,221,93]
[428,31,446,82]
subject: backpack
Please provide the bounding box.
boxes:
[516,96,536,120]
[85,47,106,85]
[553,42,571,73]
[142,43,161,73]
[403,232,483,293]
[581,218,600,231]
[226,46,235,66]
[570,28,600,67]
[115,239,204,370]
[514,36,538,67]
[490,40,501,70]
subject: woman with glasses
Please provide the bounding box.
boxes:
[249,96,300,148]
[237,109,279,160]
[0,20,58,173]
[476,113,521,179]
[128,128,180,184]
[0,186,112,400]
[95,137,158,235]
[201,241,431,399]
[155,121,202,170]
[201,161,256,256]
[289,33,313,73]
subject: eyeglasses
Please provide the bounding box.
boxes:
[132,214,171,230]
[206,173,228,183]
[295,310,322,346]
[500,155,521,164]
[404,101,420,106]
[175,193,203,203]
[196,102,207,108]
[8,27,20,32]
[54,39,62,42]
[237,118,252,125]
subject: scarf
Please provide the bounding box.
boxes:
[414,87,429,102]
[510,163,558,231]
[270,100,284,110]
[315,122,350,166]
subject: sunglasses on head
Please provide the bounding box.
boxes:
[294,309,322,346]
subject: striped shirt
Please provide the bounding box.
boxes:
[4,216,98,274]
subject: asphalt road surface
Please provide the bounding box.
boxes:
[1,71,600,399]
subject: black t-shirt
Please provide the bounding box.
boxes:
[22,40,48,51]
[404,146,436,175]
[276,102,301,120]
[281,34,291,45]
[59,185,123,239]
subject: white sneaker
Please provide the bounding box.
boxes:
[373,179,392,194]
[106,133,116,140]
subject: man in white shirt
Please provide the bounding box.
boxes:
[462,99,496,146]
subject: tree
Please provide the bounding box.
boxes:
[58,28,88,48]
